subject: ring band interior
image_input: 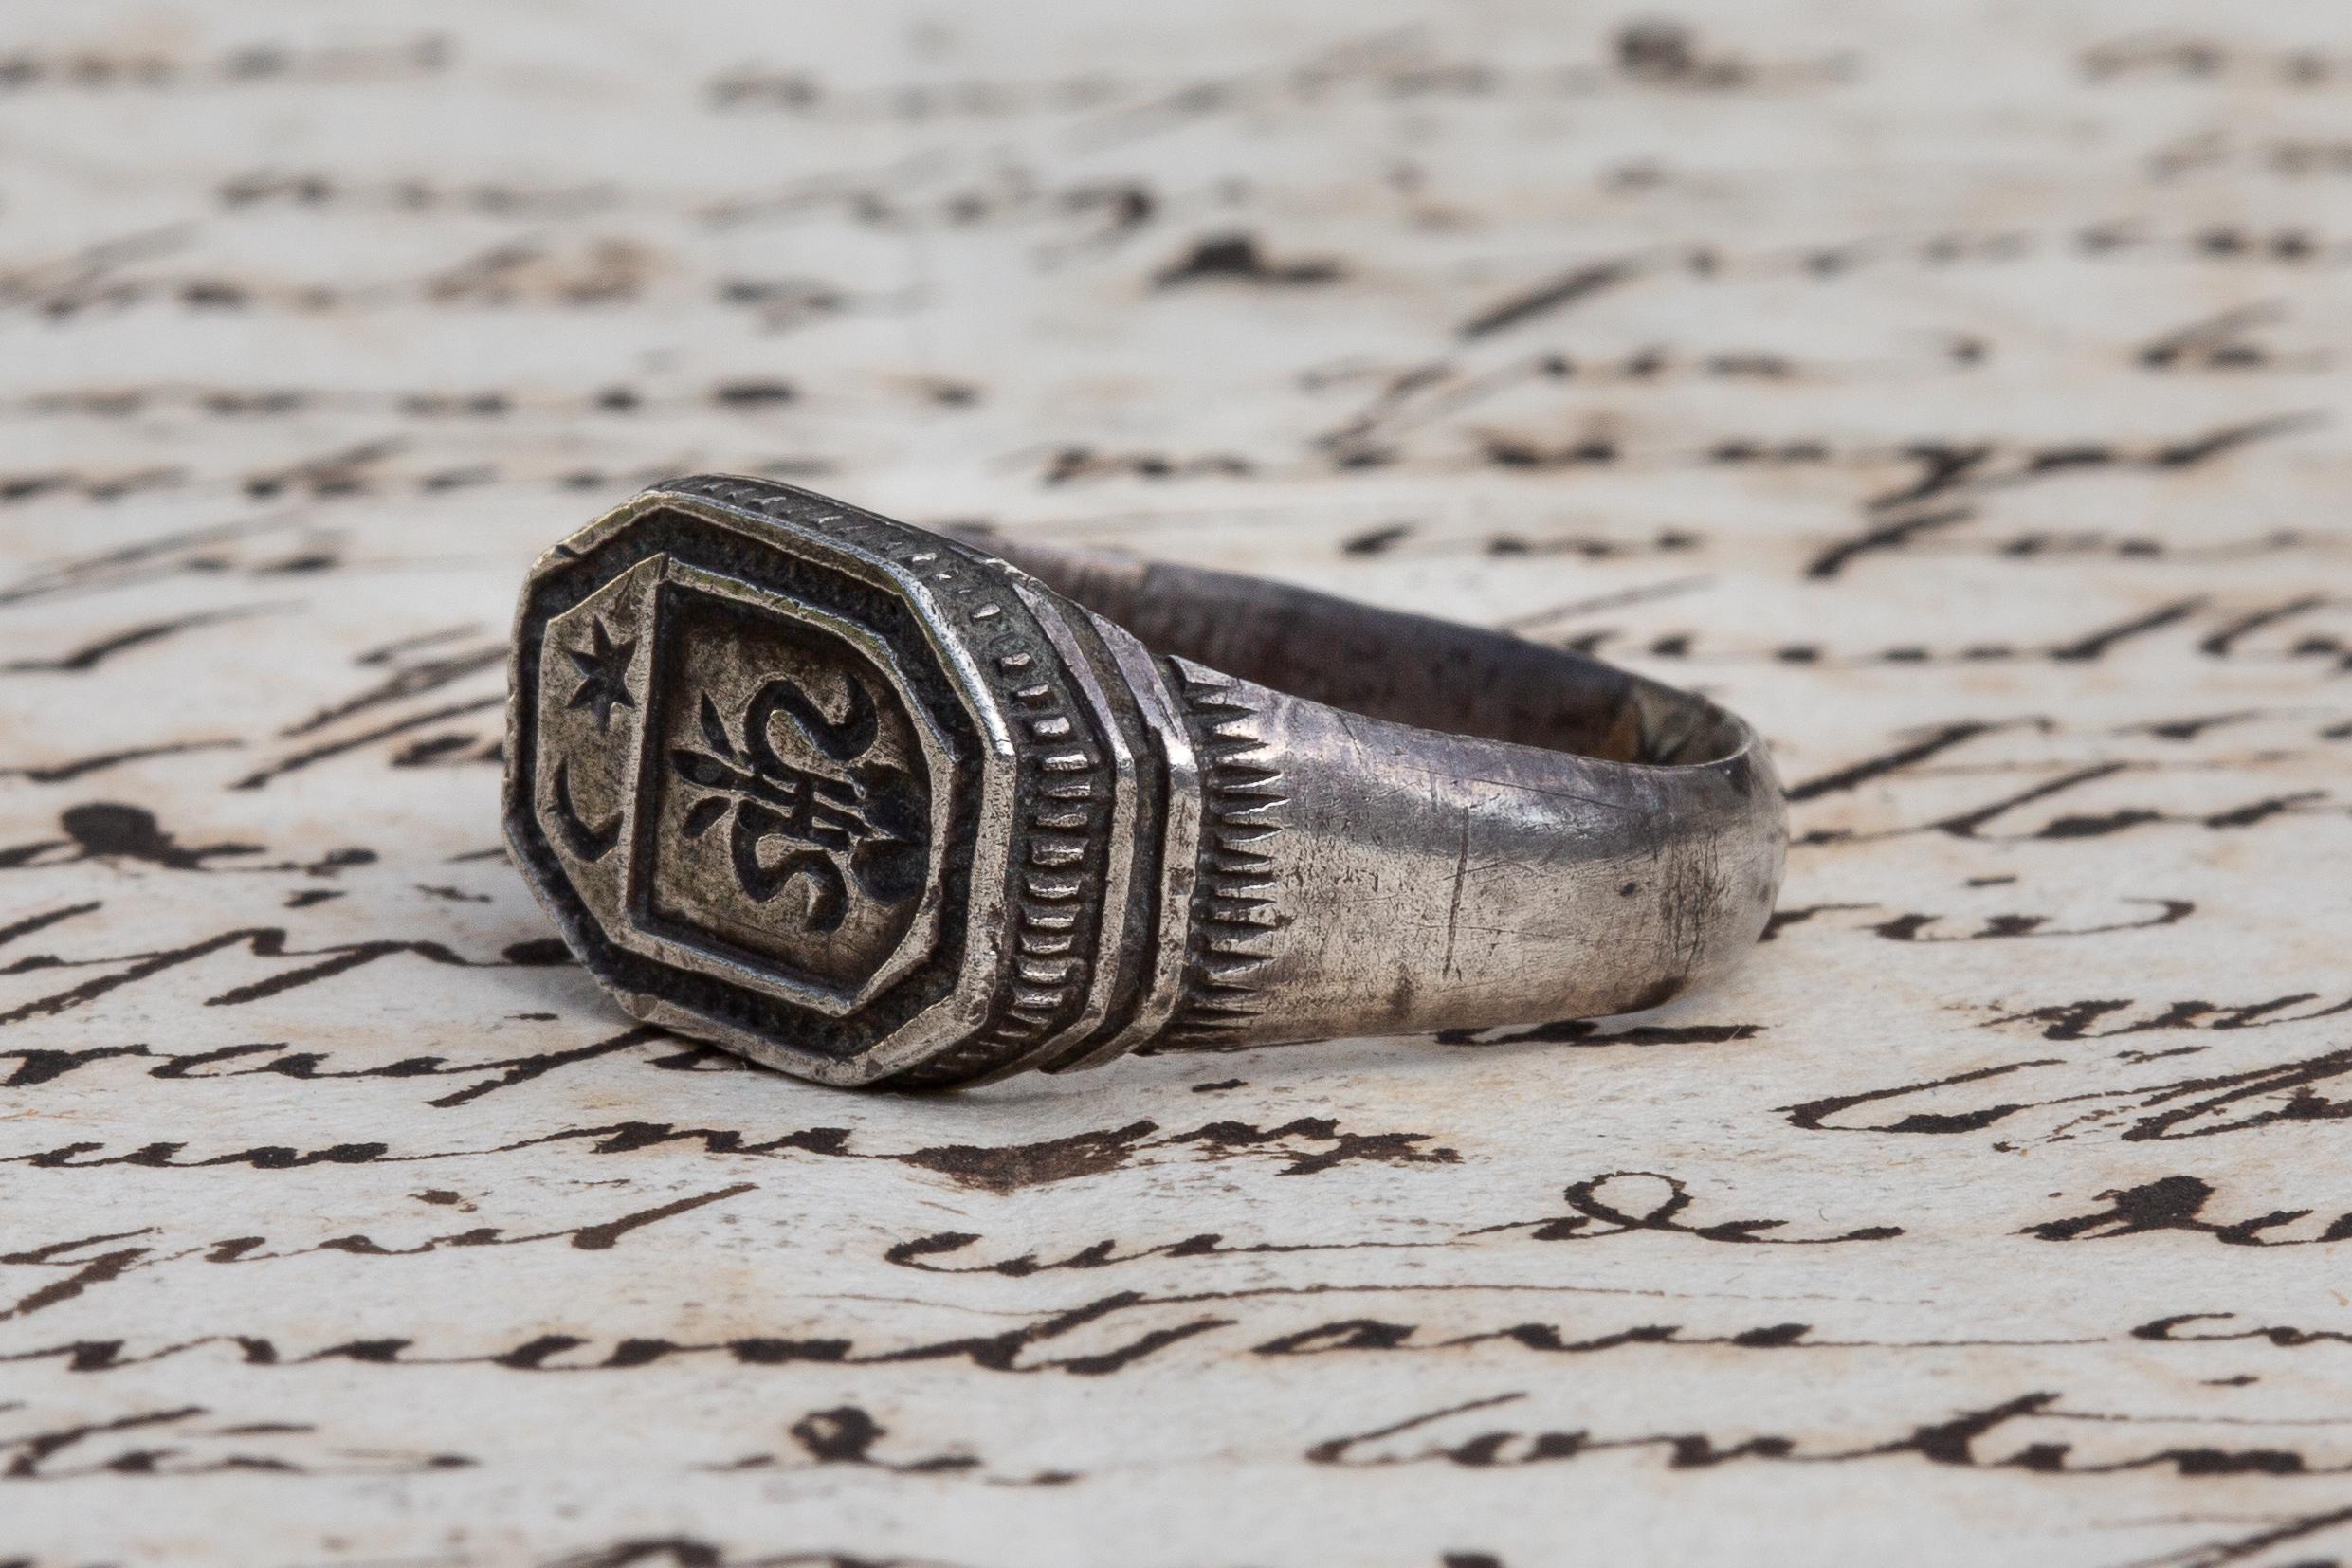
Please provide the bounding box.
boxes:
[986,541,1747,768]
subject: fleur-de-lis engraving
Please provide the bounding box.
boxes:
[668,670,926,934]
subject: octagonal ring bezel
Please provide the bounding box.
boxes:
[503,485,1024,1087]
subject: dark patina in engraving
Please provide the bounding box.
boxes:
[636,585,930,994]
[551,757,622,862]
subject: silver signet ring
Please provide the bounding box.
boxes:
[505,477,1788,1088]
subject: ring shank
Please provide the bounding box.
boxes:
[991,546,1745,768]
[992,541,1787,1051]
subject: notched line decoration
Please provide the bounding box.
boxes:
[1155,657,1286,1048]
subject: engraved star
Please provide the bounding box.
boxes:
[565,617,637,731]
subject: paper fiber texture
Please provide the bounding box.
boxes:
[2,1,2348,1562]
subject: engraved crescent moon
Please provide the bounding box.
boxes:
[552,757,623,862]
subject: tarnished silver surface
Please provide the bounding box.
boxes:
[504,476,1788,1087]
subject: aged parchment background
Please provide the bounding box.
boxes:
[4,1,2350,1562]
